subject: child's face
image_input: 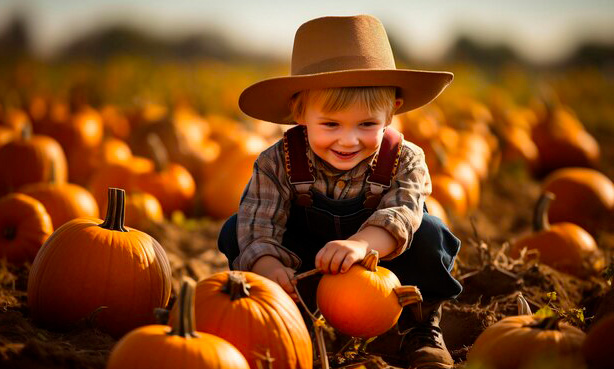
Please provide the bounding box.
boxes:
[297,99,394,171]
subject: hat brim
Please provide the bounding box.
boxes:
[239,69,453,124]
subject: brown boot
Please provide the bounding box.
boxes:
[400,301,453,369]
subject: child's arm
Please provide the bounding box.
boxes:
[252,256,298,301]
[317,142,430,274]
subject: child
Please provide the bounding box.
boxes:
[218,15,462,368]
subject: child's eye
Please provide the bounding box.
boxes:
[322,122,339,127]
[360,121,378,127]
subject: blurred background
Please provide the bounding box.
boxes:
[0,0,613,222]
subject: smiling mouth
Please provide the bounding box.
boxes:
[332,149,359,158]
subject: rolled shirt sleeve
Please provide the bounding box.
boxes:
[358,142,432,260]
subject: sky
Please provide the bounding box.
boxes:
[1,0,613,63]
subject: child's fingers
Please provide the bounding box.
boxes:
[321,248,341,274]
[340,253,358,273]
[329,250,348,275]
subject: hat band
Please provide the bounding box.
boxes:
[293,55,396,75]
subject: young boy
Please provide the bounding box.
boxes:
[218,15,462,368]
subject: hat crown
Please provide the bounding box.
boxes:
[291,15,397,76]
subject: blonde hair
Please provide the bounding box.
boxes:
[289,86,398,122]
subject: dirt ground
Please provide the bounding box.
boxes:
[1,143,613,369]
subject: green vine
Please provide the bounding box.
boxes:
[534,291,586,329]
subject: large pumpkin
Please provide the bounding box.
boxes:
[542,167,614,236]
[467,315,586,369]
[510,192,604,277]
[316,250,422,338]
[107,277,249,369]
[0,125,67,196]
[27,188,172,338]
[170,271,312,369]
[0,193,53,264]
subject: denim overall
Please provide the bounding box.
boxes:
[218,126,462,305]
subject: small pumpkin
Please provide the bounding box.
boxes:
[132,134,195,216]
[27,188,172,338]
[582,313,614,369]
[531,105,599,176]
[510,192,604,277]
[424,196,449,227]
[89,160,153,211]
[0,124,68,196]
[19,171,99,229]
[430,174,468,217]
[0,193,53,264]
[170,271,313,369]
[542,167,614,236]
[316,250,423,338]
[107,277,249,369]
[467,315,586,369]
[124,192,164,229]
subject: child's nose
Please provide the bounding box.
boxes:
[338,130,359,146]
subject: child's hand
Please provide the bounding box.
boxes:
[251,256,298,301]
[315,240,369,275]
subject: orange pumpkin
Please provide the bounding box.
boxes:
[0,126,14,147]
[583,313,614,369]
[28,188,172,338]
[531,106,599,176]
[433,156,480,210]
[467,315,586,369]
[0,193,53,264]
[89,160,153,211]
[0,125,68,196]
[132,134,195,215]
[124,192,164,229]
[170,271,312,369]
[430,174,468,216]
[317,251,422,338]
[424,196,449,227]
[19,181,99,229]
[510,192,604,277]
[542,167,614,236]
[99,137,132,166]
[107,277,249,369]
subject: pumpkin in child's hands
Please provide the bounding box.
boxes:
[316,250,422,338]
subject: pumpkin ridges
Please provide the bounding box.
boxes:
[181,271,312,369]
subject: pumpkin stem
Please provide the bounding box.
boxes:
[168,276,199,338]
[3,226,17,241]
[533,192,555,232]
[146,133,169,172]
[394,285,423,308]
[99,188,128,232]
[527,315,562,331]
[360,250,379,272]
[516,292,532,315]
[20,122,33,141]
[222,272,251,301]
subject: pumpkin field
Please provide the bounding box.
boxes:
[1,52,614,369]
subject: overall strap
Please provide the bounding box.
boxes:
[283,125,315,206]
[283,125,404,208]
[364,127,404,208]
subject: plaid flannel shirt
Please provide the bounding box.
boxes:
[234,137,432,271]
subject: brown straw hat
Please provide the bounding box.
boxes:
[239,15,454,124]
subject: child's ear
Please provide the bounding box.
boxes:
[394,98,404,112]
